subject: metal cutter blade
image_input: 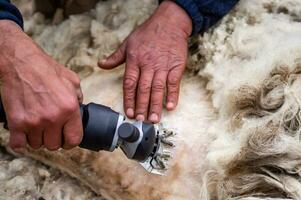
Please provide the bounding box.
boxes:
[139,124,176,176]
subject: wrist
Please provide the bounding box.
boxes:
[0,20,32,76]
[0,20,23,42]
[155,0,193,38]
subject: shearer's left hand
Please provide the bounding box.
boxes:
[98,0,192,123]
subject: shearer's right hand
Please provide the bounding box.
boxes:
[0,20,83,152]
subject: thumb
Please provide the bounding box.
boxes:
[98,42,126,70]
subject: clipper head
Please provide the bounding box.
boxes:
[118,121,176,176]
[140,124,176,176]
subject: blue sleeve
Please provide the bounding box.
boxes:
[160,0,239,35]
[0,0,23,29]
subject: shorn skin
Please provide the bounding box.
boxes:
[1,0,301,199]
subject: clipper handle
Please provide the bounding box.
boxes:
[0,99,122,152]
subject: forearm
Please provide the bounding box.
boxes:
[0,20,20,76]
[0,18,83,152]
[0,20,40,77]
[0,1,25,76]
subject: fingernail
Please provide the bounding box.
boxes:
[149,113,159,122]
[99,59,107,65]
[136,114,145,121]
[166,102,175,110]
[126,108,134,118]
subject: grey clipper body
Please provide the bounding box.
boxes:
[0,101,175,175]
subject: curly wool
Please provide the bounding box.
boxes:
[200,0,301,199]
[203,64,301,199]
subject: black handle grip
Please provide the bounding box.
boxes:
[0,100,121,152]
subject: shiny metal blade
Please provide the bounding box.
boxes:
[139,124,176,176]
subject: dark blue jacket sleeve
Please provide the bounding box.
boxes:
[0,0,23,29]
[161,0,239,35]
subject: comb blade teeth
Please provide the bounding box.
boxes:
[139,124,176,176]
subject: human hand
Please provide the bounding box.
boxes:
[98,0,192,123]
[0,20,83,152]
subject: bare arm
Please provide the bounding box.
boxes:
[0,20,83,152]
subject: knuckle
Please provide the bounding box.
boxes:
[64,103,77,114]
[124,96,134,104]
[43,110,60,123]
[123,77,137,90]
[25,117,42,128]
[151,101,162,108]
[44,115,56,124]
[138,82,151,94]
[152,81,165,92]
[124,89,135,98]
[10,116,26,128]
[168,76,180,87]
[142,53,156,65]
[61,98,78,114]
[127,50,137,60]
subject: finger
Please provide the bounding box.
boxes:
[135,69,154,121]
[61,76,83,104]
[166,68,184,111]
[123,61,139,119]
[98,41,126,69]
[63,68,81,88]
[62,108,83,150]
[26,129,43,149]
[9,131,27,152]
[43,125,62,151]
[148,71,168,123]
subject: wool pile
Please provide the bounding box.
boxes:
[199,1,301,199]
[1,0,301,199]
